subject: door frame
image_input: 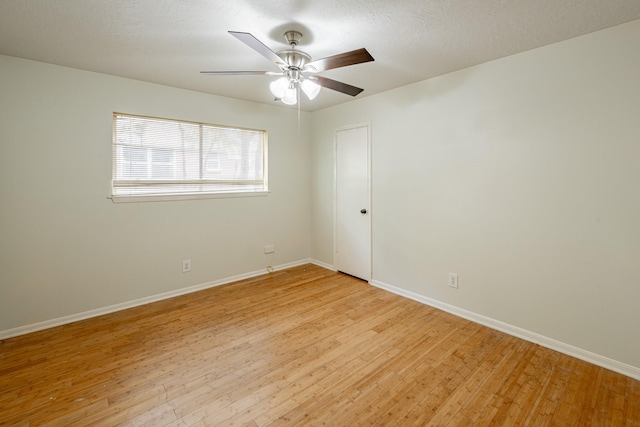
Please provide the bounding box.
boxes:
[333,122,372,282]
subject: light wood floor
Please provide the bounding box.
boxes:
[1,264,638,426]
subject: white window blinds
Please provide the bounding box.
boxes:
[112,113,267,200]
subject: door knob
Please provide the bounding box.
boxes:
[360,209,367,214]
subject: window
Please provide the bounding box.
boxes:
[111,113,267,202]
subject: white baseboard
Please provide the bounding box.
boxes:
[0,258,314,340]
[370,279,640,381]
[309,258,337,271]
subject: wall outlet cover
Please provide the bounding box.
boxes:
[448,273,458,288]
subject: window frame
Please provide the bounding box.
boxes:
[110,113,269,203]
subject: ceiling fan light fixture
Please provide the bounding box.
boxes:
[301,79,321,100]
[281,85,297,105]
[269,77,289,99]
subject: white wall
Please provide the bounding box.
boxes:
[311,20,640,369]
[0,56,311,332]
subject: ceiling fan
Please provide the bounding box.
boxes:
[201,30,374,105]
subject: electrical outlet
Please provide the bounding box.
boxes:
[448,273,458,289]
[182,259,191,273]
[264,244,275,254]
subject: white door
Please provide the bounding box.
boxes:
[336,124,371,281]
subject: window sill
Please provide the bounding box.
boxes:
[109,191,270,203]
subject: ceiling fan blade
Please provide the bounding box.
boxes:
[313,76,365,97]
[306,48,374,73]
[229,31,284,65]
[200,71,275,75]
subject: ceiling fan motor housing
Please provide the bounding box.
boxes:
[277,49,311,69]
[278,30,312,72]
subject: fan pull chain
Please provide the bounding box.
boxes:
[297,83,301,139]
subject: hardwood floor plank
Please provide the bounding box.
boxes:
[1,264,638,426]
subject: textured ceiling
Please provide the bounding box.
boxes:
[1,0,639,111]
